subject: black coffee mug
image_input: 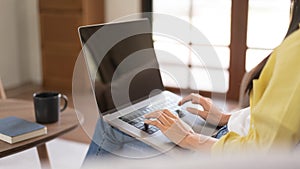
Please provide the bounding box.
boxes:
[33,92,68,124]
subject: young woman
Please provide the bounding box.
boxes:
[84,0,300,161]
[146,0,300,153]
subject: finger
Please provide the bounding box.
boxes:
[158,114,171,126]
[189,95,211,110]
[179,93,207,106]
[161,112,176,124]
[162,109,178,119]
[200,97,212,110]
[144,119,166,131]
[197,96,209,107]
[186,107,208,120]
[144,110,162,119]
[178,94,193,106]
[185,107,200,115]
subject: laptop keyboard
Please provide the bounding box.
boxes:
[118,100,186,134]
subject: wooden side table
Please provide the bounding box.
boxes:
[0,99,79,169]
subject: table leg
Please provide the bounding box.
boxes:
[37,144,51,169]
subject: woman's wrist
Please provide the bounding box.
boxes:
[220,113,231,126]
[222,114,231,125]
[179,132,197,150]
[179,132,218,151]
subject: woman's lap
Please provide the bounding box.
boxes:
[83,118,229,165]
[83,118,160,162]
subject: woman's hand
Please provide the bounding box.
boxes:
[144,109,194,146]
[178,93,230,126]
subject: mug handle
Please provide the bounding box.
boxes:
[60,94,68,112]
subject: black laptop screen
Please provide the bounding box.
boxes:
[79,19,165,114]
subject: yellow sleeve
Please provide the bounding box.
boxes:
[212,29,300,154]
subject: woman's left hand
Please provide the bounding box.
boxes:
[144,109,195,146]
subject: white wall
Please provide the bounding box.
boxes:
[0,0,22,88]
[17,0,42,85]
[0,0,140,89]
[104,0,141,22]
[0,0,41,89]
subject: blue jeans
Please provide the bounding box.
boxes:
[83,118,229,165]
[213,125,229,139]
[82,118,160,164]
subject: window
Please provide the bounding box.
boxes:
[149,0,290,100]
[246,0,290,71]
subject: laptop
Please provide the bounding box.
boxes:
[78,19,205,153]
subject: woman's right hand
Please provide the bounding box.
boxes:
[178,93,230,126]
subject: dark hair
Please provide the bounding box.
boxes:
[245,0,300,94]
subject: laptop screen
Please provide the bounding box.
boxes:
[78,19,164,114]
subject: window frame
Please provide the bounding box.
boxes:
[142,0,250,101]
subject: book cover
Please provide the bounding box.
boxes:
[0,116,47,144]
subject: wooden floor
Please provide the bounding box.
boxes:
[6,83,92,144]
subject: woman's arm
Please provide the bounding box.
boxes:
[213,29,300,153]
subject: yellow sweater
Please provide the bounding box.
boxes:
[212,29,300,153]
